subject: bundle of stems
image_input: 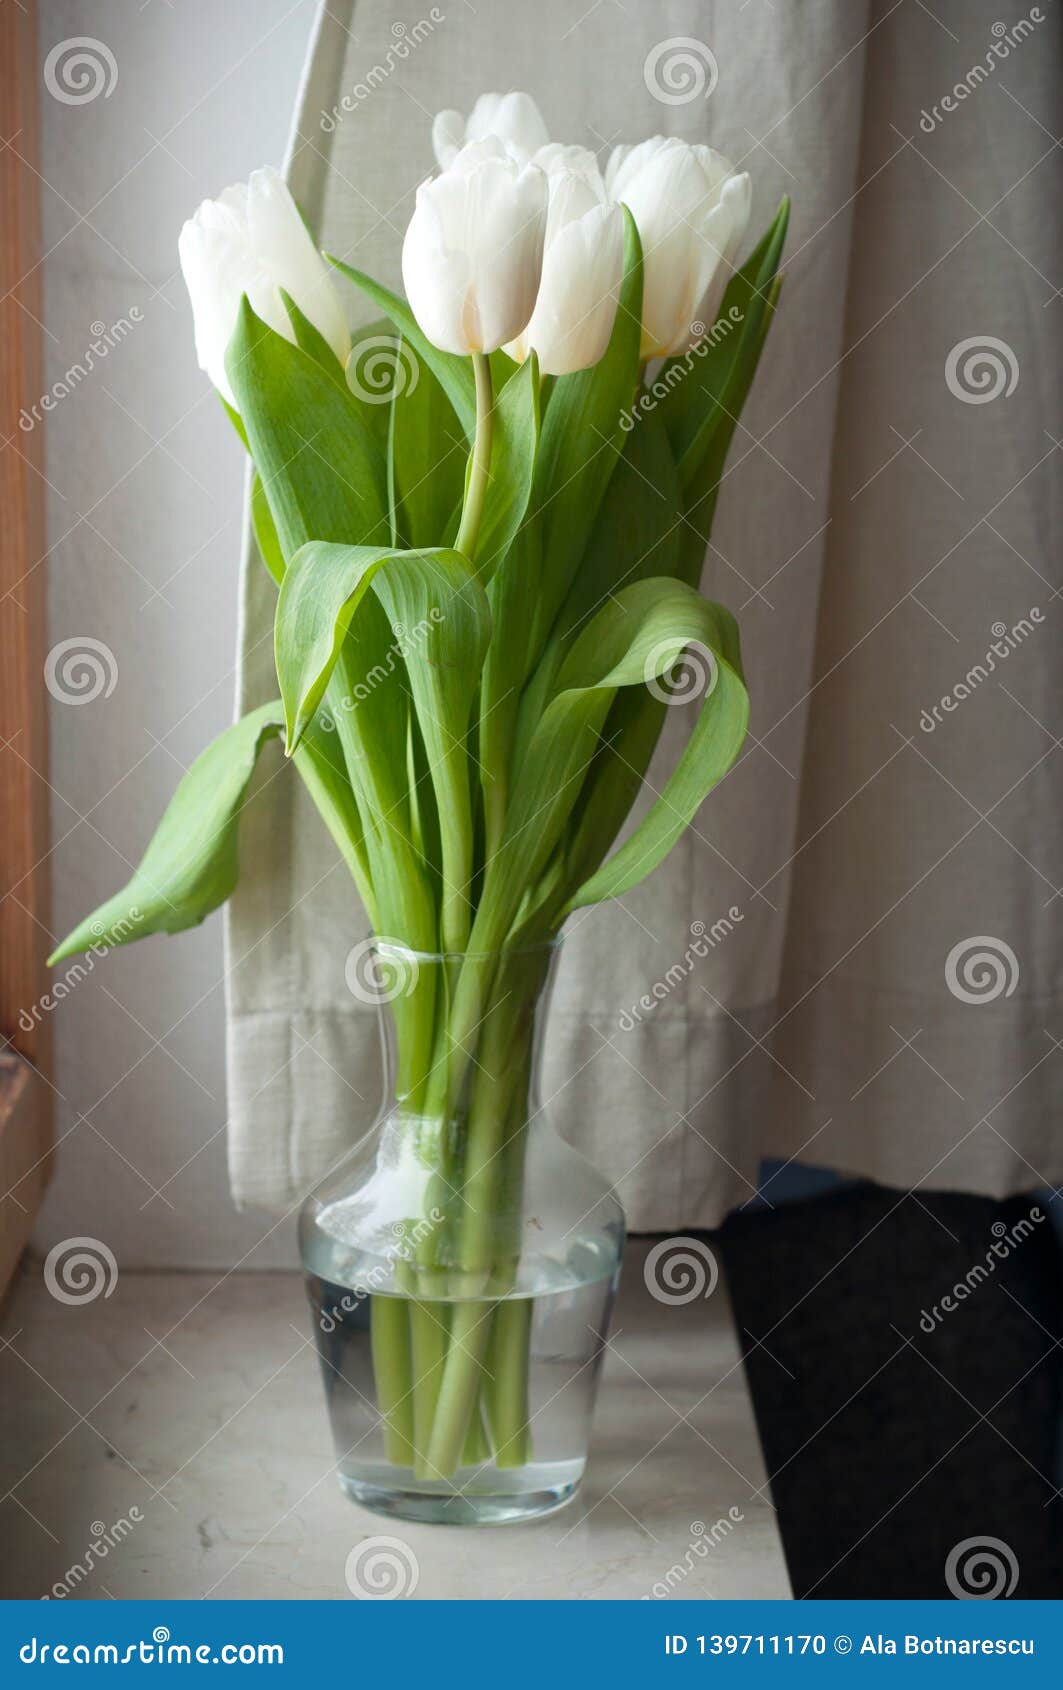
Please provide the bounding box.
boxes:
[52,156,788,1480]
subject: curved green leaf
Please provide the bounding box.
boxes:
[48,701,288,963]
[469,578,747,946]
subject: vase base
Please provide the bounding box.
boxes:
[339,1473,581,1526]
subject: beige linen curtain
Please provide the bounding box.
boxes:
[225,0,1063,1225]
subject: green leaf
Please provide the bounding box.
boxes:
[553,401,682,641]
[529,209,643,648]
[387,337,467,551]
[327,256,477,441]
[276,542,488,748]
[680,270,785,579]
[48,702,288,963]
[225,297,389,560]
[563,594,749,913]
[279,289,348,391]
[475,355,540,584]
[659,198,789,489]
[291,709,377,928]
[275,541,492,952]
[250,472,285,585]
[471,577,747,945]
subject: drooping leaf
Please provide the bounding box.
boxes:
[469,577,747,947]
[49,701,288,963]
[563,597,749,913]
[275,541,491,952]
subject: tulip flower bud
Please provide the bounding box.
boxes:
[432,91,550,170]
[178,167,351,406]
[401,140,548,357]
[506,164,623,376]
[606,138,751,359]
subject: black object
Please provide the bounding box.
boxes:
[718,1183,1063,1598]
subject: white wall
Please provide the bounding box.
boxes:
[37,0,318,1267]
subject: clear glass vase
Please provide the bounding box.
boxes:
[299,939,625,1525]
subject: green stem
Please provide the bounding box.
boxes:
[370,1296,415,1467]
[454,353,494,567]
[485,1300,533,1467]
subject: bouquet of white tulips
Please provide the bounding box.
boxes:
[53,91,787,1482]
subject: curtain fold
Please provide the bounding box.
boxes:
[225,0,1063,1226]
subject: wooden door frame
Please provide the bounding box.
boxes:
[0,0,53,1293]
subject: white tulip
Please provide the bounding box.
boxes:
[178,167,350,407]
[506,164,623,376]
[432,91,549,170]
[605,138,751,359]
[401,139,548,357]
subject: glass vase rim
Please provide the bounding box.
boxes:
[368,934,564,964]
